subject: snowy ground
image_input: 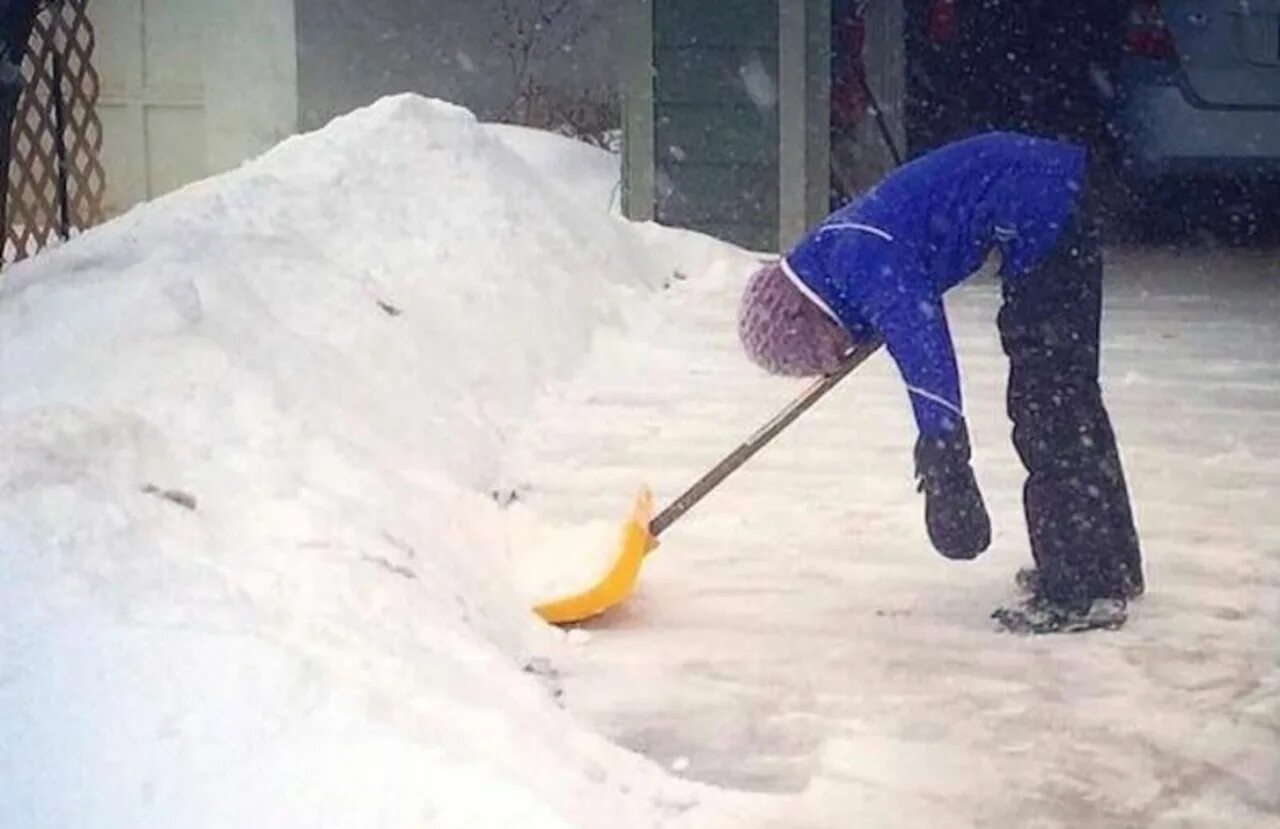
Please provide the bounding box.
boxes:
[505,246,1280,827]
[1,92,1276,827]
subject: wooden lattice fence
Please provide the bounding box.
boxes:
[3,0,104,266]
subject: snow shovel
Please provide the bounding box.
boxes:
[534,339,883,624]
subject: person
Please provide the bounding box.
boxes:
[737,131,1144,634]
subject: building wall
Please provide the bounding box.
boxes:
[632,0,899,253]
[94,0,298,215]
[650,0,780,252]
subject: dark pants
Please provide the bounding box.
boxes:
[996,206,1144,606]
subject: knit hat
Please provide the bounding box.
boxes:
[738,261,854,377]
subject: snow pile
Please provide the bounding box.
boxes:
[507,506,625,604]
[486,123,622,215]
[0,95,733,827]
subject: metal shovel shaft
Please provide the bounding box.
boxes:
[649,340,883,537]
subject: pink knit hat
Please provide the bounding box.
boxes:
[738,262,853,377]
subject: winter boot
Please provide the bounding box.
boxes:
[992,595,1128,635]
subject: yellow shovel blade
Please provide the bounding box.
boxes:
[533,488,658,625]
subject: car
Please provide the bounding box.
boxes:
[1112,0,1280,180]
[1108,0,1280,236]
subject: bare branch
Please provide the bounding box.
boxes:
[488,0,609,125]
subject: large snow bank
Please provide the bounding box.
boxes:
[485,123,622,215]
[0,95,735,827]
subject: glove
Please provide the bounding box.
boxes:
[914,424,991,560]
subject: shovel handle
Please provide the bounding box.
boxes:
[649,339,883,537]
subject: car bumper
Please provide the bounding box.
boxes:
[1114,81,1280,180]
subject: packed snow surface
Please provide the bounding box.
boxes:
[504,245,1280,827]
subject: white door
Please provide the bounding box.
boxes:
[94,0,298,215]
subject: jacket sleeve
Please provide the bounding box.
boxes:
[868,289,965,439]
[811,229,966,439]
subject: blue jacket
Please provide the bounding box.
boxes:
[782,131,1086,438]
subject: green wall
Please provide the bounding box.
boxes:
[623,0,833,253]
[651,0,780,251]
